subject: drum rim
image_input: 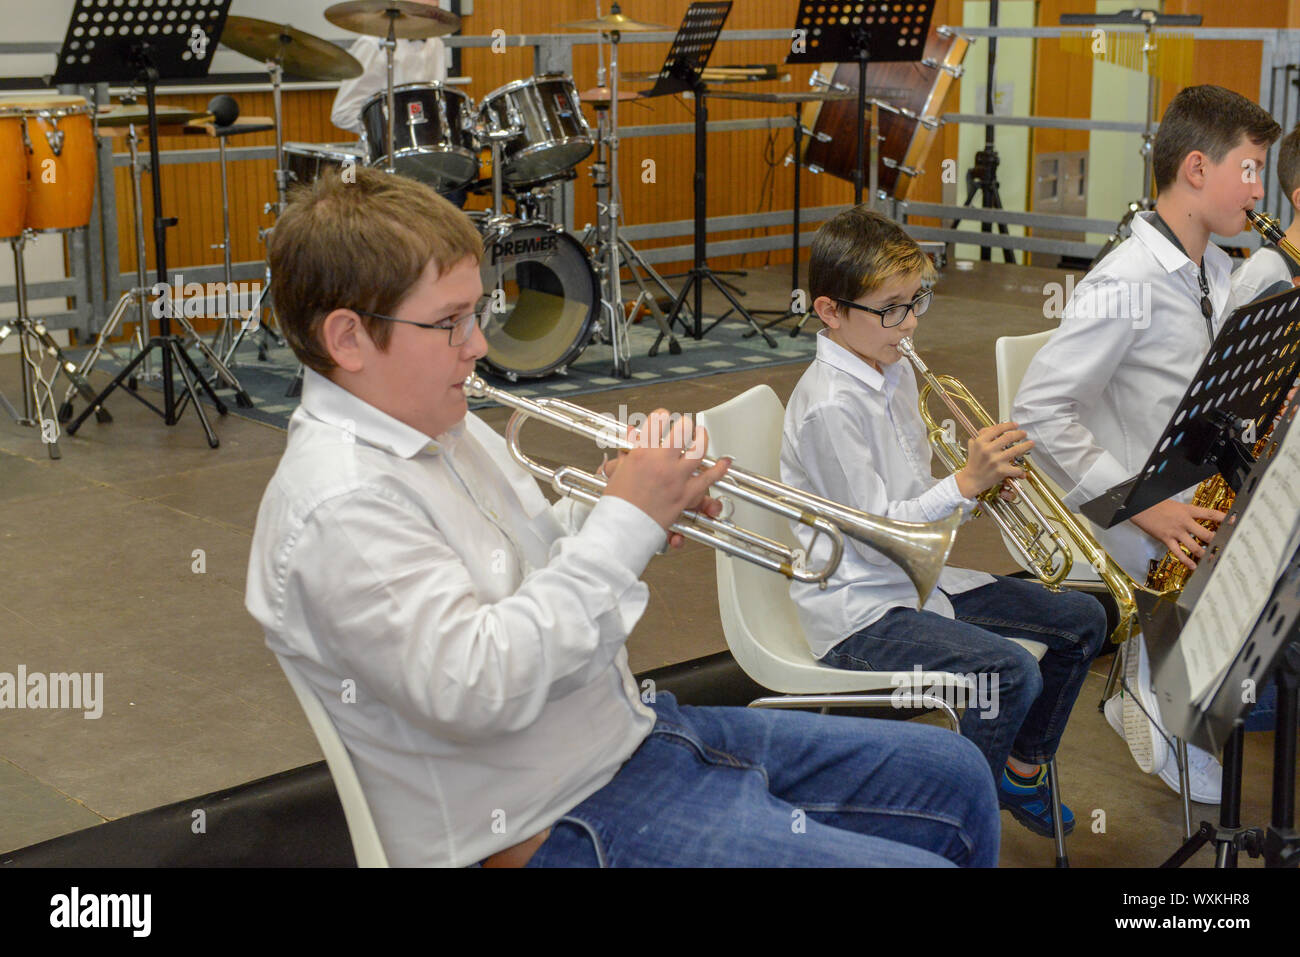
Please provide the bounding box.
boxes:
[0,96,91,118]
[283,141,367,161]
[480,73,580,106]
[499,135,594,178]
[369,142,479,163]
[360,82,474,113]
[479,223,600,379]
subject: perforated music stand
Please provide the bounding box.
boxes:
[1081,285,1300,529]
[787,0,933,207]
[1136,403,1300,868]
[60,0,233,449]
[644,4,772,346]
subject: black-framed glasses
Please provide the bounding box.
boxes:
[832,289,933,327]
[353,302,485,347]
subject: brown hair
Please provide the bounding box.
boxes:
[808,205,936,308]
[268,166,483,376]
[1278,123,1300,207]
[1152,85,1281,195]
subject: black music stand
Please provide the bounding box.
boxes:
[787,0,932,209]
[61,0,233,449]
[645,2,777,347]
[1134,403,1300,869]
[1081,286,1300,529]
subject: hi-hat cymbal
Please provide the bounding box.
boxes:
[324,0,461,39]
[557,11,669,33]
[221,15,363,79]
[578,86,643,104]
[96,104,209,128]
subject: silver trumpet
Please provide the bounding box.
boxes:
[464,374,959,604]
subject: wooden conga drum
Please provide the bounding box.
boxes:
[0,95,96,232]
[0,104,27,240]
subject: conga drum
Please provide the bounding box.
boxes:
[0,95,96,232]
[0,105,27,240]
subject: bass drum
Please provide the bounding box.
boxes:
[477,221,599,379]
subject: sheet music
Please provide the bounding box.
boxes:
[1178,419,1300,706]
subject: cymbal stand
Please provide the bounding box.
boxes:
[583,100,681,358]
[383,12,398,175]
[2,232,113,458]
[600,23,631,377]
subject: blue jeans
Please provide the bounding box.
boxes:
[526,692,999,867]
[823,576,1107,780]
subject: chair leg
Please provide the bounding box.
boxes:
[1046,757,1069,868]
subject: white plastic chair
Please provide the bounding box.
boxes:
[697,385,974,728]
[276,655,390,868]
[698,384,1070,865]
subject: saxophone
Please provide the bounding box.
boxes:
[1146,209,1298,591]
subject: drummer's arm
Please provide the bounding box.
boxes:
[330,38,384,135]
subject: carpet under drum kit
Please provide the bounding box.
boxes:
[7,0,969,455]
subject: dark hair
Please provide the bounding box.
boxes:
[268,166,483,376]
[808,205,936,307]
[1152,85,1281,195]
[1278,123,1300,207]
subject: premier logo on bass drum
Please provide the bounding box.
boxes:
[492,233,560,261]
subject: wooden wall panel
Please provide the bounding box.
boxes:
[108,0,971,317]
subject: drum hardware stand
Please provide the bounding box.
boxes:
[65,0,234,449]
[584,65,681,361]
[2,233,113,459]
[1059,9,1203,268]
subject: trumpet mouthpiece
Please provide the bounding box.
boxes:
[463,374,489,398]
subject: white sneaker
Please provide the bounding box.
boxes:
[1119,638,1169,774]
[1158,743,1223,805]
[1103,693,1125,739]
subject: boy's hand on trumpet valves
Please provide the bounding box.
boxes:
[955,421,1034,500]
[601,409,732,549]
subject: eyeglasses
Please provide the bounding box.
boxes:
[353,302,485,347]
[832,289,933,328]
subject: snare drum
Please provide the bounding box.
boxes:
[0,106,26,240]
[0,95,95,233]
[284,142,367,186]
[361,83,478,190]
[478,221,599,379]
[478,75,593,187]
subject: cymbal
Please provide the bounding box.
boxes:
[324,0,461,39]
[221,15,363,79]
[557,11,669,32]
[578,86,643,104]
[96,104,209,128]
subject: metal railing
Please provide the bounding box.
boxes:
[3,25,1298,338]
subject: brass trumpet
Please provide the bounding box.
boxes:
[896,338,1153,645]
[464,374,960,605]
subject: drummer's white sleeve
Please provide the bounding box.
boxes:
[331,39,384,134]
[330,38,449,136]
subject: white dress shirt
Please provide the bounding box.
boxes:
[245,369,661,867]
[781,332,993,659]
[1226,246,1291,315]
[1012,211,1234,578]
[331,35,449,134]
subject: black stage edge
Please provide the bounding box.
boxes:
[1,652,768,867]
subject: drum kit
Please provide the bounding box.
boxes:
[2,3,712,458]
[228,0,682,383]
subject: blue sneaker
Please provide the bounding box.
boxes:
[999,766,1075,838]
